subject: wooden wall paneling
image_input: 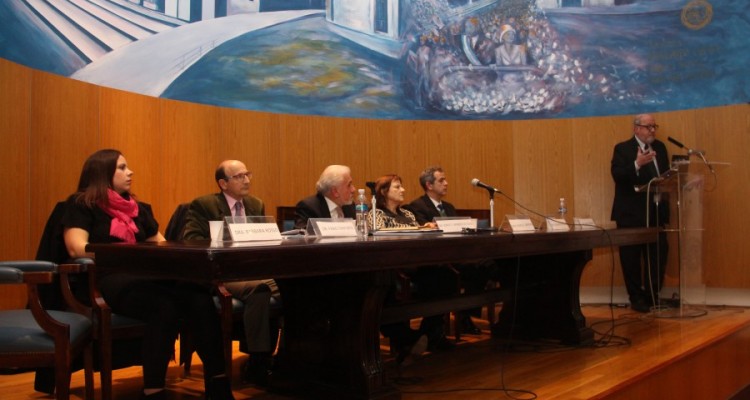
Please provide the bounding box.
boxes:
[574,115,629,286]
[655,108,697,157]
[29,70,99,256]
[470,121,515,218]
[404,120,465,207]
[217,108,281,215]
[277,114,319,206]
[0,59,32,309]
[512,118,574,227]
[3,59,750,301]
[313,116,371,187]
[158,99,221,227]
[99,87,162,218]
[438,121,515,218]
[695,105,750,287]
[365,119,429,187]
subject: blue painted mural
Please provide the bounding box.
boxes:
[1,0,748,120]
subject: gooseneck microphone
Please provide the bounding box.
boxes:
[667,136,686,149]
[667,136,704,156]
[667,137,713,173]
[471,178,501,193]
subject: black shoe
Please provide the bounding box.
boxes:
[630,298,651,313]
[460,317,482,335]
[241,355,271,386]
[426,335,456,352]
[207,376,235,400]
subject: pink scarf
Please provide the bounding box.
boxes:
[99,189,139,244]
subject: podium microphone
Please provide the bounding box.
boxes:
[667,136,686,149]
[471,178,501,193]
[667,136,703,156]
[667,136,713,173]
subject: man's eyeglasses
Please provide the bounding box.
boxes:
[636,124,659,131]
[228,172,252,181]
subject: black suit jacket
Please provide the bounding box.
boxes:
[182,192,265,240]
[406,194,457,225]
[611,137,670,227]
[294,192,356,229]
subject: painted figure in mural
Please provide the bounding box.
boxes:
[460,17,495,66]
[495,25,527,67]
[494,24,528,84]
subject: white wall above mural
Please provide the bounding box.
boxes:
[0,0,747,120]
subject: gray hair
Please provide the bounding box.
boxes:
[316,165,351,194]
[418,166,443,191]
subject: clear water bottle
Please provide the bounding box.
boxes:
[558,197,568,221]
[355,189,369,237]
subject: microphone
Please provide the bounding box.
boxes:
[471,178,501,193]
[667,136,685,149]
[667,136,703,156]
[668,137,713,173]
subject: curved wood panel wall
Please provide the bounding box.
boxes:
[1,58,748,309]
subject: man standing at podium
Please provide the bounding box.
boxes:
[611,113,670,313]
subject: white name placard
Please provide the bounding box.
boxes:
[228,222,283,241]
[574,217,598,230]
[435,218,477,233]
[503,215,535,233]
[315,220,357,237]
[545,217,570,232]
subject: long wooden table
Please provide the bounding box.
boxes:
[88,227,657,399]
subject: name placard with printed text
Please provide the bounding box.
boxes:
[228,222,283,241]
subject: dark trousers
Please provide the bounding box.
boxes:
[112,280,225,389]
[618,232,668,304]
[381,266,457,343]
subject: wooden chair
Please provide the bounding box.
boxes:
[35,201,147,400]
[169,203,284,379]
[165,202,244,379]
[0,261,94,400]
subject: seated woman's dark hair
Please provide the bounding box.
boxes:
[75,149,123,208]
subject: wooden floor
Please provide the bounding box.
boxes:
[3,304,750,400]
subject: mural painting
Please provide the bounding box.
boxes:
[1,0,748,120]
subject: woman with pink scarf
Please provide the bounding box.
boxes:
[62,149,233,400]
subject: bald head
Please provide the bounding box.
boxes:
[215,160,251,200]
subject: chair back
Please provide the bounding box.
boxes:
[165,203,191,241]
[276,206,297,231]
[0,261,95,400]
[35,201,90,310]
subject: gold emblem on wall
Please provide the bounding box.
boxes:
[681,0,713,30]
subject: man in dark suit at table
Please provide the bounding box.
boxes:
[611,114,670,313]
[294,164,356,229]
[295,165,436,364]
[407,166,491,336]
[182,159,279,385]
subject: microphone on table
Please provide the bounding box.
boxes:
[471,178,501,193]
